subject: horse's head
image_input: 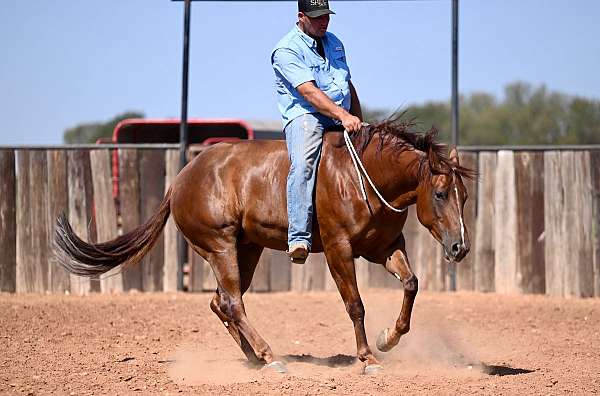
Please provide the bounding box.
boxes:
[415,147,471,262]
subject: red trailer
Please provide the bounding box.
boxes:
[104,118,255,200]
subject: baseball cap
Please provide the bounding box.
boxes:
[298,0,336,18]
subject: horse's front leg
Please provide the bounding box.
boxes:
[324,242,381,371]
[375,238,418,352]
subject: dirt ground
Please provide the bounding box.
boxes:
[1,289,599,395]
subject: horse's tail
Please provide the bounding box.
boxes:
[53,187,173,277]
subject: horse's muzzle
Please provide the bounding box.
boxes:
[444,239,470,262]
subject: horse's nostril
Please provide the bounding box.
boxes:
[451,242,461,255]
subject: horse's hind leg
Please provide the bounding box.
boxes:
[208,243,275,365]
[209,243,264,364]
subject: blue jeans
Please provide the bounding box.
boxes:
[284,113,336,249]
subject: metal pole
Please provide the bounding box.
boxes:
[449,0,459,292]
[177,0,192,291]
[451,0,459,147]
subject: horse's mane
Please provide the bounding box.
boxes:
[350,113,476,180]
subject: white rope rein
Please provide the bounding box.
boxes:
[343,128,407,213]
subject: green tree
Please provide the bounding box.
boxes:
[63,111,144,144]
[363,82,600,145]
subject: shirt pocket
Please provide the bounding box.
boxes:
[309,62,333,91]
[332,52,350,81]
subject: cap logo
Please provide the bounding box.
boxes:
[310,0,328,7]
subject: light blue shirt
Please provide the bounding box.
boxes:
[271,25,352,127]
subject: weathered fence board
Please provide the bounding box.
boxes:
[569,152,594,297]
[90,150,122,293]
[591,150,600,297]
[474,152,496,292]
[251,249,271,292]
[544,151,594,298]
[514,152,545,294]
[187,248,204,292]
[16,151,49,292]
[163,149,179,292]
[139,150,165,292]
[201,255,217,291]
[67,150,95,294]
[46,150,70,293]
[354,257,370,290]
[291,253,326,291]
[494,151,518,294]
[118,149,142,291]
[457,152,478,290]
[30,151,50,293]
[16,151,32,292]
[544,151,564,296]
[266,249,291,292]
[0,150,16,292]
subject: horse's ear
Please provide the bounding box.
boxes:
[449,146,460,167]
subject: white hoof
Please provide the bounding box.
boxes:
[364,364,384,375]
[264,360,288,374]
[376,328,392,352]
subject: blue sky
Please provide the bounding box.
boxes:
[1,0,599,145]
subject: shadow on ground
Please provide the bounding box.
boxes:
[479,363,534,376]
[282,354,357,368]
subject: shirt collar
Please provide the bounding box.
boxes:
[295,24,318,49]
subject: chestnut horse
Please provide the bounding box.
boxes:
[54,117,474,373]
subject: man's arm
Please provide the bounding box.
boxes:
[296,81,362,132]
[348,81,363,120]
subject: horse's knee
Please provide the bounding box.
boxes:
[346,300,365,322]
[403,275,418,294]
[218,293,244,322]
[210,294,221,314]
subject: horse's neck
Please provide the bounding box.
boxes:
[360,144,422,205]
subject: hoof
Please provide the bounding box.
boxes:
[364,364,384,375]
[264,360,288,374]
[376,328,394,352]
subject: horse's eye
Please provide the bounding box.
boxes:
[434,191,447,201]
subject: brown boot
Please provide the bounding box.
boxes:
[287,242,309,264]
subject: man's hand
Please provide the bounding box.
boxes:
[340,113,362,133]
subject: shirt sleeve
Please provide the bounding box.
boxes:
[272,48,314,89]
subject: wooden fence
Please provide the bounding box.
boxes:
[0,147,599,297]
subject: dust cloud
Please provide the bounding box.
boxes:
[364,294,485,378]
[168,346,259,385]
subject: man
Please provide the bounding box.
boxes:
[272,0,363,264]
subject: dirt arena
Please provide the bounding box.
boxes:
[1,290,599,395]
